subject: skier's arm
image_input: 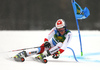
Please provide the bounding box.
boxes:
[44,27,55,42]
[58,32,72,54]
[52,32,72,59]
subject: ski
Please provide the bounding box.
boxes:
[33,57,48,63]
[14,57,25,62]
[7,57,25,62]
[8,56,47,63]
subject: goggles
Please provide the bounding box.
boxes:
[57,28,65,32]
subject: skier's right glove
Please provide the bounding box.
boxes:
[44,41,51,48]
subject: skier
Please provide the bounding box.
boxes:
[14,19,72,62]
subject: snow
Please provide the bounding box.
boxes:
[0,30,100,70]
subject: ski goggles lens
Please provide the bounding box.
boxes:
[57,28,65,32]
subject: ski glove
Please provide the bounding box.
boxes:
[52,51,60,59]
[44,41,51,48]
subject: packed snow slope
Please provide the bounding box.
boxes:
[0,30,100,70]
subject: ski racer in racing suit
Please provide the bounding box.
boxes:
[14,19,72,62]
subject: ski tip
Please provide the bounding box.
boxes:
[13,57,25,62]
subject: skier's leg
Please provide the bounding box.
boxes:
[13,47,41,62]
[25,48,41,56]
[40,42,63,58]
[13,42,51,62]
[35,39,54,59]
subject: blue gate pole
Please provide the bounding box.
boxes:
[76,19,83,56]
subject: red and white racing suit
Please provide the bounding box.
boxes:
[26,27,72,56]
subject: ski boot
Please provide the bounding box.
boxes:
[35,53,48,63]
[14,51,27,62]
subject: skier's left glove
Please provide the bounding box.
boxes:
[52,51,60,59]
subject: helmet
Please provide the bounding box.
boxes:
[55,19,66,29]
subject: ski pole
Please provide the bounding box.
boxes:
[0,46,40,53]
[8,46,40,52]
